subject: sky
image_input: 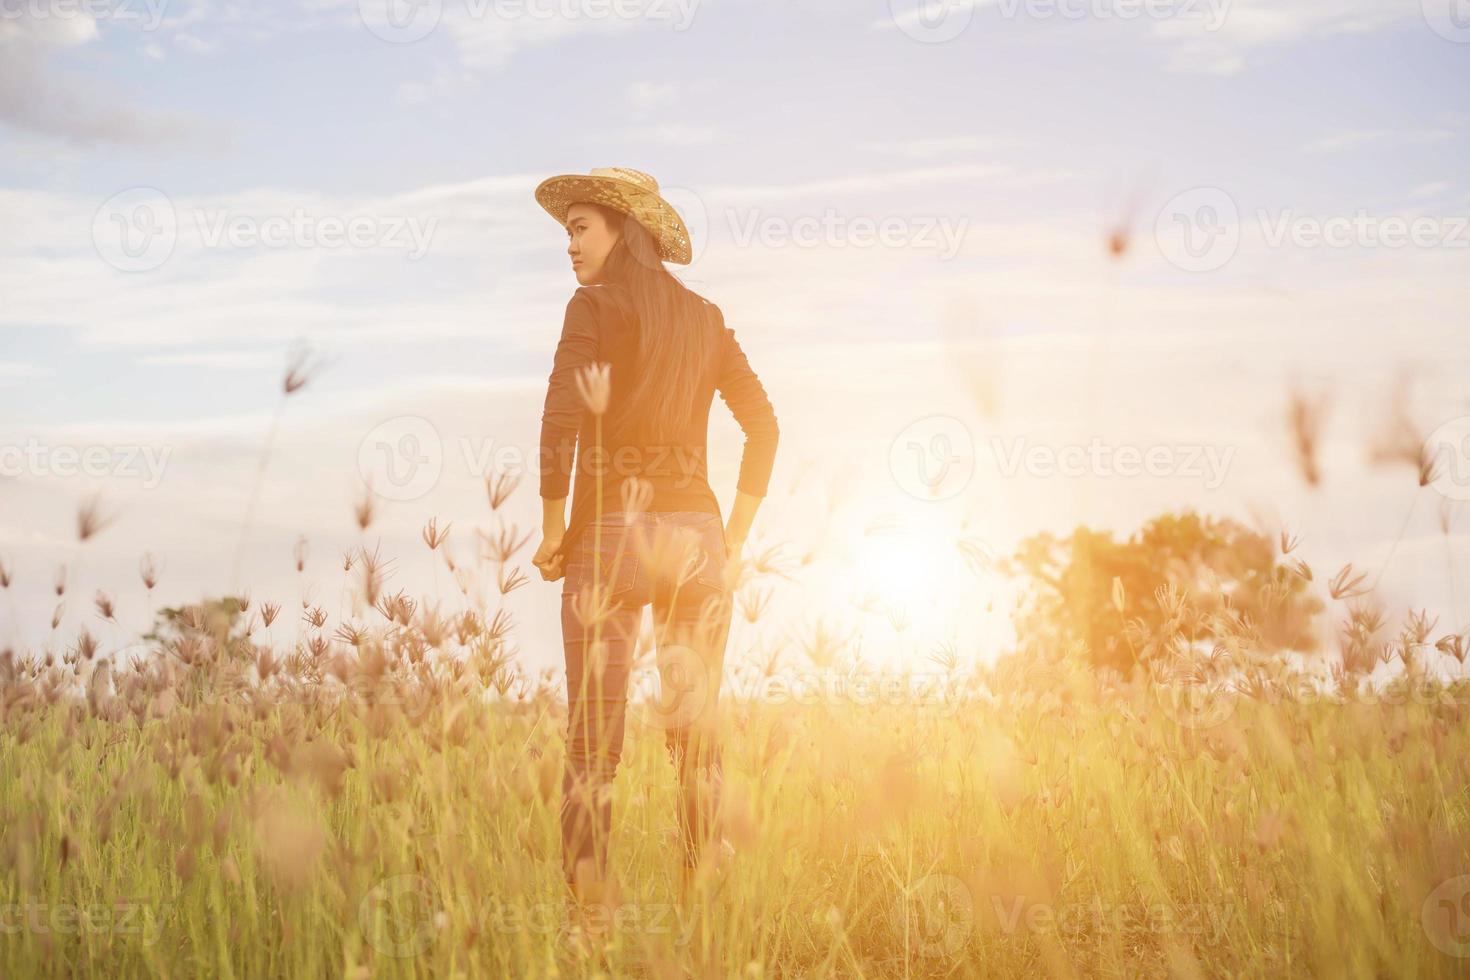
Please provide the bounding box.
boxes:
[2,0,1469,675]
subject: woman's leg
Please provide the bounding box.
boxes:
[560,584,643,887]
[650,526,734,875]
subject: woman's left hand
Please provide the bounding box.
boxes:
[532,534,566,581]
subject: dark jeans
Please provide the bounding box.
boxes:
[558,509,733,886]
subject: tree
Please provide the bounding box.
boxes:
[1004,510,1323,674]
[143,595,255,664]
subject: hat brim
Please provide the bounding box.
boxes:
[535,173,693,265]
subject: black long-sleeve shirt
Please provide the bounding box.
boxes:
[538,283,779,560]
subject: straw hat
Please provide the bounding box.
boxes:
[534,166,692,265]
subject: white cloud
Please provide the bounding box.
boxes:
[395,65,465,106]
[438,0,697,72]
[172,32,218,54]
[628,80,678,114]
[626,124,727,146]
[0,3,193,144]
[870,0,993,34]
[134,350,287,369]
[1152,0,1420,74]
[0,361,47,386]
[1304,129,1456,153]
[870,0,1419,74]
[858,136,1025,159]
[705,164,1078,203]
[1160,39,1244,75]
[1409,182,1455,200]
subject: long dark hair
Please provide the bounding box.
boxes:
[583,202,722,443]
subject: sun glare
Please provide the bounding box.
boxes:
[848,513,971,621]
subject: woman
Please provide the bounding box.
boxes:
[528,167,780,931]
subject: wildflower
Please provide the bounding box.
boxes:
[485,470,520,511]
[139,551,161,591]
[282,341,322,396]
[77,491,117,542]
[1286,382,1330,487]
[354,484,375,532]
[619,476,654,517]
[422,517,451,551]
[575,362,612,415]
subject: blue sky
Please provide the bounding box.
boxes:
[2,0,1469,666]
[4,0,1466,422]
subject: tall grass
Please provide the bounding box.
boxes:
[3,335,1469,977]
[2,470,1469,978]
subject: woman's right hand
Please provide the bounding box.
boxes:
[531,534,565,581]
[723,528,746,563]
[724,491,760,569]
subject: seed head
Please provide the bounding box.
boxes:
[76,492,117,542]
[139,551,161,591]
[575,362,612,415]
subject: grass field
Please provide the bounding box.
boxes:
[4,407,1470,978]
[3,577,1470,978]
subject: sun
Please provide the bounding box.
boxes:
[848,513,970,619]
